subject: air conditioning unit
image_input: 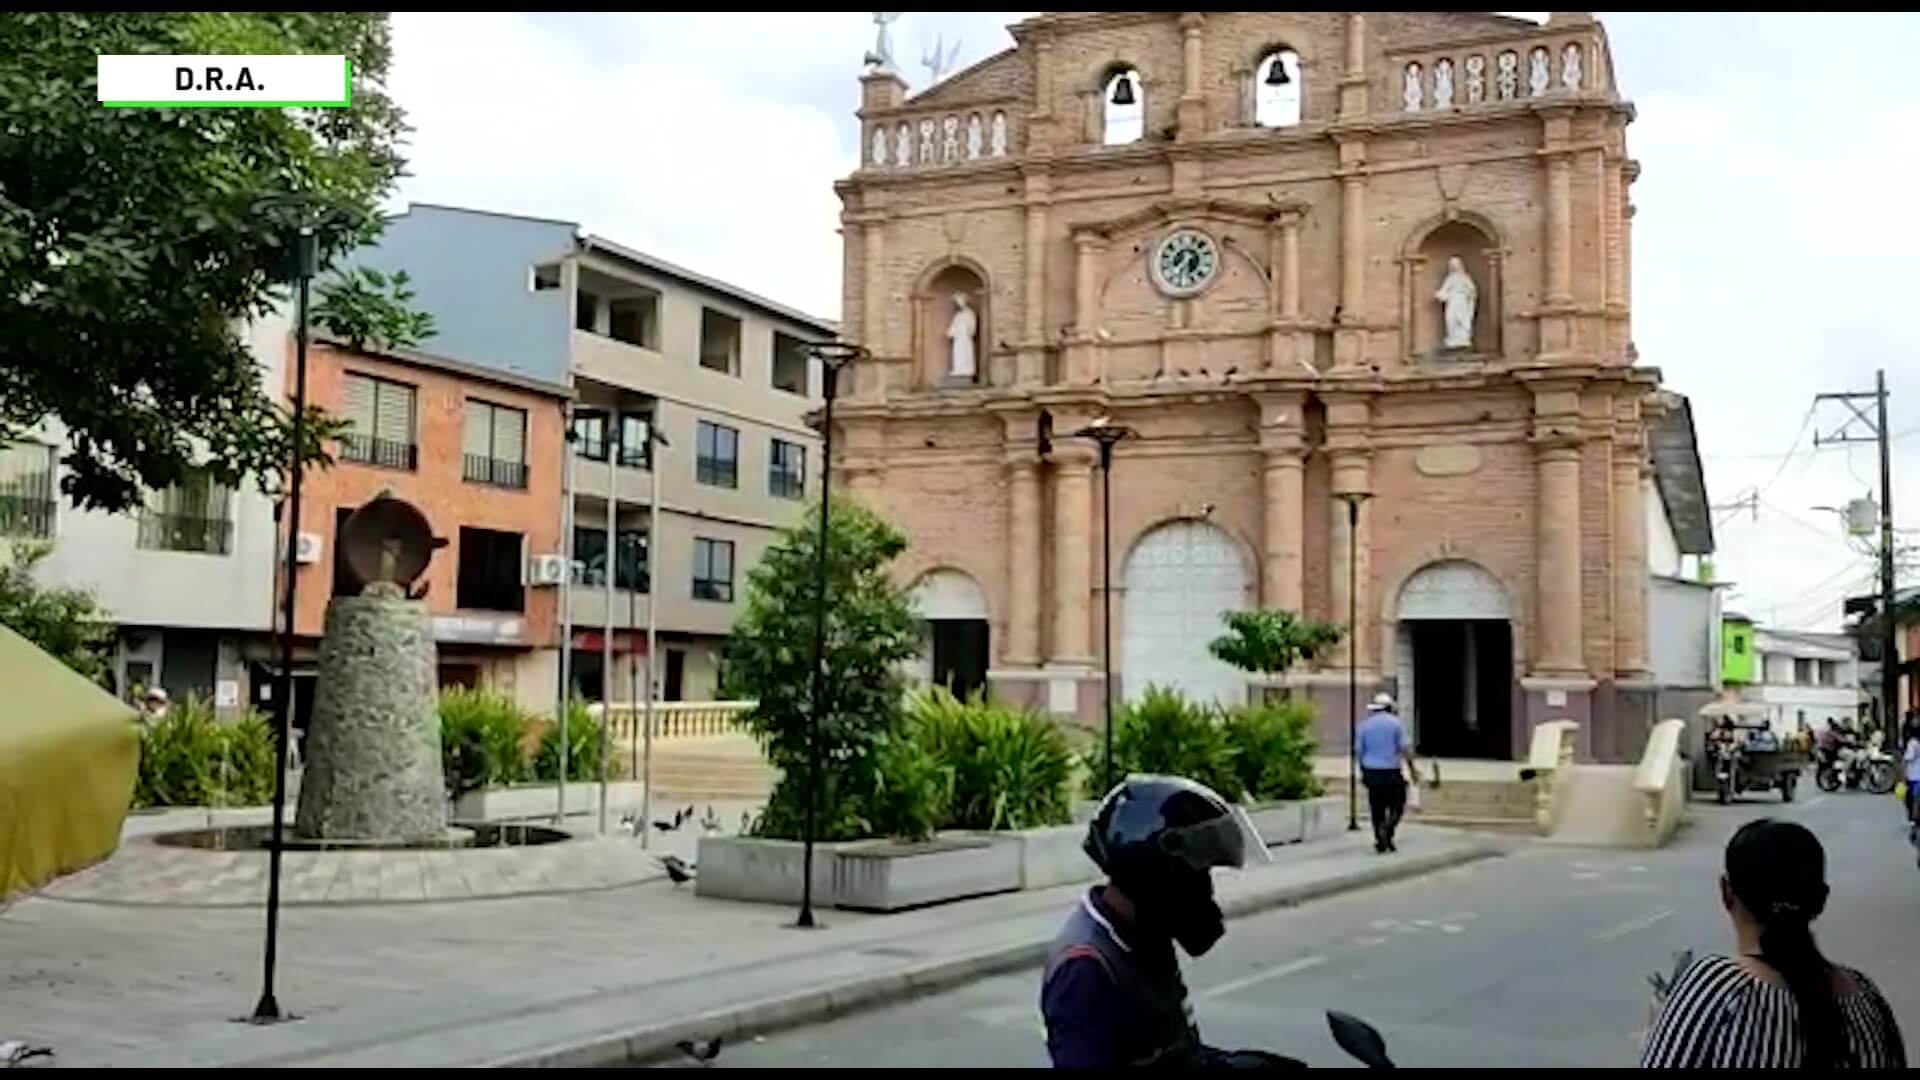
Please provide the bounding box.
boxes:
[526,553,570,587]
[294,532,323,565]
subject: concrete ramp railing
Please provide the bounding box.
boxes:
[1526,720,1581,835]
[1632,718,1688,846]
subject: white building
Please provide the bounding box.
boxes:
[0,315,287,708]
[1738,627,1863,735]
[1640,391,1724,738]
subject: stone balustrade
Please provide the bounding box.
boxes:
[863,106,1015,173]
[1390,29,1601,114]
[599,700,753,743]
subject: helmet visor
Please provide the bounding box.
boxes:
[1160,810,1258,871]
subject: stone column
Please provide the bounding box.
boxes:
[1020,168,1051,385]
[1546,152,1573,306]
[1611,433,1649,676]
[1177,13,1206,138]
[1073,232,1103,335]
[1262,446,1306,611]
[1050,446,1095,665]
[1005,453,1043,666]
[1328,452,1374,669]
[1534,437,1585,675]
[1340,174,1365,319]
[863,220,887,354]
[1338,14,1369,118]
[1281,216,1302,320]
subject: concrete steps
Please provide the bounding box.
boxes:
[633,735,776,802]
[1320,761,1537,834]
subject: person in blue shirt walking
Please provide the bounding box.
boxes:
[1355,692,1419,853]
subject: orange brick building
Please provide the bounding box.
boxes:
[833,11,1672,761]
[279,340,569,719]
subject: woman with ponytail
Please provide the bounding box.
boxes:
[1642,819,1905,1067]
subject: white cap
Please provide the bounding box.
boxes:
[143,687,169,703]
[1370,692,1395,710]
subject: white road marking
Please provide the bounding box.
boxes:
[1595,906,1676,943]
[1197,955,1329,1001]
[1804,796,1829,809]
[1351,935,1390,947]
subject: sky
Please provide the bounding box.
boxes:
[387,12,1918,631]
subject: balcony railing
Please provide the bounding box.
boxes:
[137,512,233,555]
[462,454,528,489]
[339,433,418,471]
[0,494,54,538]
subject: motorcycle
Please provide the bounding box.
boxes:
[1814,737,1896,795]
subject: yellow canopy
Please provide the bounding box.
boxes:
[0,624,137,901]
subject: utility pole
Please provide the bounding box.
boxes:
[1814,370,1897,731]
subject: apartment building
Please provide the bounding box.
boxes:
[356,204,835,702]
[0,316,285,708]
[279,339,569,723]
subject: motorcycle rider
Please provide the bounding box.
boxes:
[1040,775,1301,1069]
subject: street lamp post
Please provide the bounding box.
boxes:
[637,420,668,851]
[1334,491,1372,833]
[795,342,866,930]
[1074,416,1135,793]
[254,220,319,1025]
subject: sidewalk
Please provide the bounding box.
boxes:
[0,827,1499,1068]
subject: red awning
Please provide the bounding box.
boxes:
[570,630,648,654]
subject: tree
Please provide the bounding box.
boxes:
[313,267,436,352]
[0,13,412,512]
[721,500,923,840]
[1208,608,1345,678]
[0,542,114,682]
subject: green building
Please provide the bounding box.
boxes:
[1721,613,1755,686]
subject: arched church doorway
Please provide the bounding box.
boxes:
[909,569,990,698]
[1394,560,1514,759]
[1121,520,1251,706]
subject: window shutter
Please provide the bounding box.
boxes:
[343,374,376,434]
[375,382,414,445]
[462,402,491,458]
[496,407,527,465]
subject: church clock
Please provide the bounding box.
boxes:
[1150,228,1219,297]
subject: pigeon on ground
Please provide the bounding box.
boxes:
[652,817,679,833]
[699,805,721,835]
[619,812,641,836]
[0,1041,53,1068]
[676,1036,723,1066]
[682,803,695,823]
[740,810,754,834]
[657,854,696,886]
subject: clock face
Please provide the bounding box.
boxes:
[1152,228,1219,296]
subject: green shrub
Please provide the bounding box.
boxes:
[133,697,277,808]
[864,732,951,842]
[1223,699,1321,802]
[533,699,604,782]
[1081,686,1243,801]
[438,688,532,799]
[909,686,1072,831]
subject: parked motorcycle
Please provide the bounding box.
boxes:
[1814,737,1896,795]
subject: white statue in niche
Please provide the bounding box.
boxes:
[966,114,983,159]
[1434,58,1455,108]
[946,293,978,379]
[1561,44,1583,89]
[990,112,1008,156]
[1402,63,1423,111]
[1434,257,1479,350]
[870,127,887,167]
[1496,51,1519,100]
[895,123,911,167]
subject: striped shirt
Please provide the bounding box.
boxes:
[1641,954,1906,1068]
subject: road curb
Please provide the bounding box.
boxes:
[493,842,1501,1068]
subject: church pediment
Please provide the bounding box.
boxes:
[1072,196,1308,244]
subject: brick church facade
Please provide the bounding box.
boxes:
[831,11,1665,761]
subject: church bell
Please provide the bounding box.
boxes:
[1109,73,1136,106]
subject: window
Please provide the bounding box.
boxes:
[1255,49,1302,128]
[1102,68,1143,146]
[137,469,233,554]
[572,408,609,462]
[575,291,599,332]
[607,293,661,349]
[573,526,649,592]
[0,442,55,539]
[531,263,561,291]
[339,373,418,470]
[1732,636,1747,655]
[618,411,655,469]
[772,332,810,395]
[456,527,525,612]
[695,420,738,488]
[692,537,735,602]
[1793,658,1814,685]
[463,400,529,488]
[769,438,806,500]
[699,308,742,375]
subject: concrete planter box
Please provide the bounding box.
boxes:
[696,835,841,905]
[973,824,1099,890]
[834,836,1022,912]
[453,781,645,823]
[1240,796,1342,847]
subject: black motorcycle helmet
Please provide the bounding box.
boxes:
[1084,774,1247,886]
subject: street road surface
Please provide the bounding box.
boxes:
[711,792,1919,1068]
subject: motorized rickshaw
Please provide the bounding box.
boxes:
[1698,702,1805,804]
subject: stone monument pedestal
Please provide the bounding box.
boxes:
[295,582,448,842]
